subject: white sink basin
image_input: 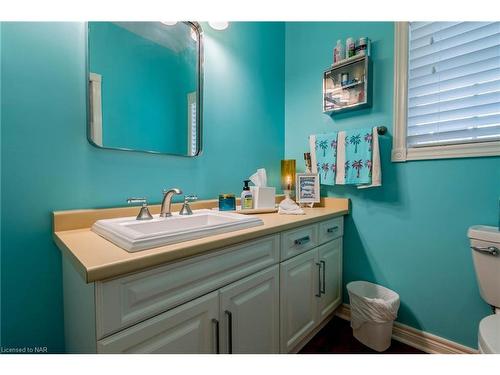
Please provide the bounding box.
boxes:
[91,209,264,252]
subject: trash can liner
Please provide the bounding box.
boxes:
[347,281,400,330]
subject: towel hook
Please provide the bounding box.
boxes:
[377,126,387,135]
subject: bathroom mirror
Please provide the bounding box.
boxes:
[86,22,203,156]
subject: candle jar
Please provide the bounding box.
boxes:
[218,194,236,211]
[281,159,296,194]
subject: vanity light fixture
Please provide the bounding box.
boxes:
[208,22,229,30]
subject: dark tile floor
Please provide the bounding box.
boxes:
[299,317,425,354]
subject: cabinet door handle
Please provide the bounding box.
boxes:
[320,260,326,294]
[327,226,339,233]
[295,235,311,246]
[212,318,220,354]
[315,262,322,297]
[225,310,233,354]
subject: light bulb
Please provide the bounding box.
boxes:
[190,29,198,42]
[208,22,229,31]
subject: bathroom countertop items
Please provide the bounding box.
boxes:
[278,195,305,215]
[53,197,349,282]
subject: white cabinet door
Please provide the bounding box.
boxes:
[280,249,320,353]
[96,234,279,339]
[318,238,343,320]
[97,292,219,354]
[219,265,280,354]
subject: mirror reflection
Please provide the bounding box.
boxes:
[87,22,202,156]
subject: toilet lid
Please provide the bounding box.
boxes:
[479,315,500,354]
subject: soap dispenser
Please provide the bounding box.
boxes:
[241,180,253,210]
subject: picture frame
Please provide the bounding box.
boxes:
[295,173,320,204]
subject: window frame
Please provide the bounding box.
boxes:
[392,22,500,162]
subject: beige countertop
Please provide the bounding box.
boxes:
[53,197,349,283]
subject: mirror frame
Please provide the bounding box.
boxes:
[85,21,204,157]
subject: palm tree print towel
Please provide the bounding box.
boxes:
[335,127,381,187]
[308,132,338,186]
[344,127,373,184]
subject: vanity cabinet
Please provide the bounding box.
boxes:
[98,265,280,354]
[219,265,280,354]
[280,249,320,352]
[318,239,343,320]
[279,238,342,352]
[97,291,220,354]
[62,216,344,354]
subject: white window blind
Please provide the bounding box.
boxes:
[407,22,500,148]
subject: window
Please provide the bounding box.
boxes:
[392,22,500,161]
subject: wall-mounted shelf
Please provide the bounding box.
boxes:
[323,54,371,114]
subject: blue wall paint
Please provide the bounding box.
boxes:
[2,20,498,353]
[285,22,500,348]
[1,22,285,352]
[89,22,195,153]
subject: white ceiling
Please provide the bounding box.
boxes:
[112,22,197,53]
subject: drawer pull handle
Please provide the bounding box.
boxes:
[212,318,220,354]
[294,236,311,246]
[225,310,233,354]
[315,262,322,297]
[320,260,326,294]
[327,226,339,233]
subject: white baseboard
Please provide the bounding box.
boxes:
[335,304,478,354]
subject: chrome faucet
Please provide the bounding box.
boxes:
[160,188,182,217]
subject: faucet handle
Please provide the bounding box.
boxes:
[127,198,147,205]
[179,195,197,216]
[184,194,198,203]
[127,198,153,221]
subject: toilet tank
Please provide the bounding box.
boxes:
[468,226,500,308]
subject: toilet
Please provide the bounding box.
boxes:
[468,225,500,354]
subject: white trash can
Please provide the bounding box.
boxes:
[347,281,400,352]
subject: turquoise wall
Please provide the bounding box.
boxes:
[2,20,498,353]
[285,22,500,348]
[89,22,194,154]
[0,22,285,352]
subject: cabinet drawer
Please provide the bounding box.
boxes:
[280,224,318,261]
[96,234,280,339]
[318,217,343,244]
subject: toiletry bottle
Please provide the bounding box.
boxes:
[346,37,355,58]
[356,37,370,56]
[333,40,344,64]
[241,180,253,210]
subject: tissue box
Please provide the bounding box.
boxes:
[250,186,276,209]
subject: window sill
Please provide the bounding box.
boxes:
[392,141,500,162]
